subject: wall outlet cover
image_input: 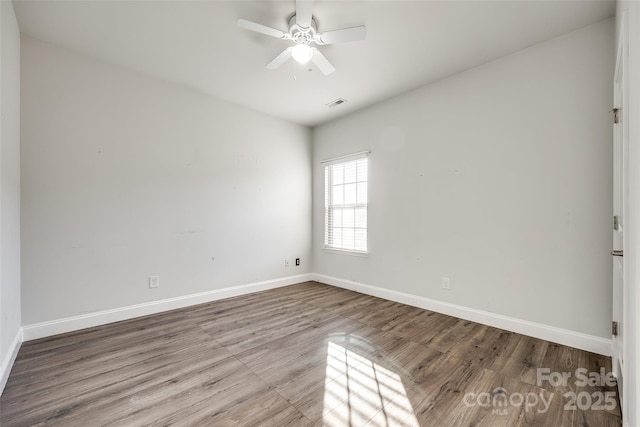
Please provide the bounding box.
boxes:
[149,276,160,288]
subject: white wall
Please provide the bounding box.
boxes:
[21,36,311,325]
[0,0,22,392]
[313,19,614,339]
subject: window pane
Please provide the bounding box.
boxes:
[344,183,357,205]
[332,164,344,185]
[357,182,367,204]
[333,185,344,206]
[355,229,367,251]
[357,159,368,182]
[343,228,355,250]
[324,208,329,244]
[332,228,343,248]
[343,208,355,228]
[344,161,357,184]
[355,208,367,228]
[332,208,343,227]
[324,168,329,200]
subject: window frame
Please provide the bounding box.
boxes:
[323,151,370,255]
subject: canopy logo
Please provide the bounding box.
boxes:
[462,387,552,415]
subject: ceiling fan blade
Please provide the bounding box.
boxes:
[311,48,335,75]
[266,47,293,70]
[295,0,314,30]
[237,18,289,39]
[315,26,366,45]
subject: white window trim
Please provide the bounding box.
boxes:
[323,247,370,257]
[320,150,371,166]
[323,150,370,255]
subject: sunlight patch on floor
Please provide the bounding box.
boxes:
[321,340,420,427]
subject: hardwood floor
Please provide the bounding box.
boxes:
[0,281,621,426]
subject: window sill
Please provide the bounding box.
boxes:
[323,248,369,257]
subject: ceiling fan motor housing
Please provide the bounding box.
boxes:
[289,14,317,40]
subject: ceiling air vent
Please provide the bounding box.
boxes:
[327,98,348,108]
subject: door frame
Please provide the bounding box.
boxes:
[611,7,627,404]
[614,3,639,425]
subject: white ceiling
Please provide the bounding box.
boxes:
[13,0,615,127]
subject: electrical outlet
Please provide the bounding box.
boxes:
[149,275,160,288]
[441,277,450,290]
[285,260,290,267]
[295,258,300,266]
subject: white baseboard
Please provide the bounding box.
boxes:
[19,271,613,357]
[1,328,23,395]
[312,273,612,356]
[22,273,312,341]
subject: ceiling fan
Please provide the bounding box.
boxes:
[237,0,366,75]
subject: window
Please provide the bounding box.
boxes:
[324,154,368,253]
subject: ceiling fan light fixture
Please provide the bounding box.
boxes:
[238,0,366,75]
[291,43,313,64]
